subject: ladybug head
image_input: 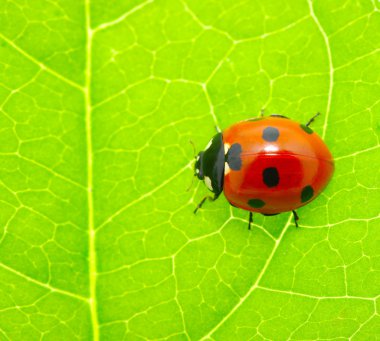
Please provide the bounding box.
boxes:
[193,133,225,197]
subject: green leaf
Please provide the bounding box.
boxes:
[0,0,379,340]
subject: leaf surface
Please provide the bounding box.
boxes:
[0,0,379,340]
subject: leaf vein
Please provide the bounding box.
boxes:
[0,33,84,92]
[200,213,293,340]
[0,262,88,302]
[308,0,334,140]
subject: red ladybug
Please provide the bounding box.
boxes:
[193,113,334,228]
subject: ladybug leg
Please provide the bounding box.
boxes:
[193,195,216,214]
[292,210,299,228]
[260,108,265,117]
[305,112,321,127]
[248,211,253,230]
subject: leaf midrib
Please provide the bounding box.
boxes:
[84,0,99,339]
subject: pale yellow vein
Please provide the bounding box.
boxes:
[0,33,83,92]
[84,0,99,339]
[308,0,334,140]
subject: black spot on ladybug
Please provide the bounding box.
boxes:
[262,127,279,142]
[300,124,313,134]
[248,199,265,208]
[301,185,314,202]
[262,167,279,187]
[226,143,242,170]
[270,114,289,119]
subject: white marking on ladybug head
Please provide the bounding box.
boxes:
[225,162,231,175]
[224,143,230,155]
[204,176,213,191]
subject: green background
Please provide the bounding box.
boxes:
[0,0,379,339]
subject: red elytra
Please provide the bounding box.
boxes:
[193,114,334,227]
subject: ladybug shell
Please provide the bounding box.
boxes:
[223,117,334,214]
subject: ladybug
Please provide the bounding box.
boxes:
[193,113,334,229]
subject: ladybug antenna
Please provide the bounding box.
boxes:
[189,140,197,158]
[186,173,197,192]
[187,140,198,192]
